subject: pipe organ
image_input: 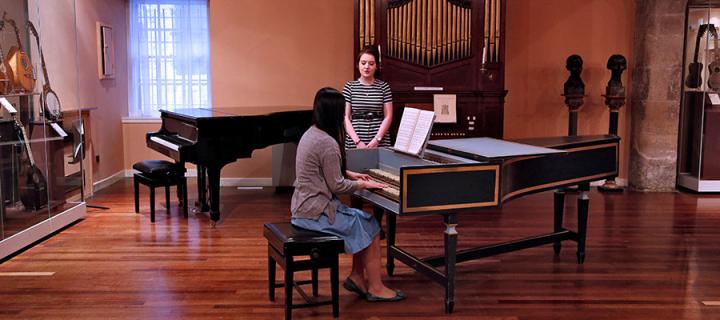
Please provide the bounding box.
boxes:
[354,0,506,139]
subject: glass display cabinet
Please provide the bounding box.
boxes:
[0,0,85,259]
[677,0,720,191]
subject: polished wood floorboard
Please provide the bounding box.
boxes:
[0,179,719,319]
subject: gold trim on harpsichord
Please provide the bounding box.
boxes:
[401,164,499,213]
[500,142,619,202]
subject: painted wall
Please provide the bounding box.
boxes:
[209,0,354,178]
[73,0,129,184]
[505,0,635,180]
[27,0,79,112]
[124,0,354,180]
[122,1,636,182]
[30,0,129,188]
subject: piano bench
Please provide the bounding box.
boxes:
[264,222,344,320]
[132,160,188,223]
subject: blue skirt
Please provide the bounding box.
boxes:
[291,201,380,254]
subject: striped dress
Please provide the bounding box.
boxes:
[343,79,393,148]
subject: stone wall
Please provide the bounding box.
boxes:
[629,0,686,191]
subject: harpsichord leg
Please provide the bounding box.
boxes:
[443,213,458,313]
[350,194,363,209]
[386,211,397,276]
[553,190,565,255]
[577,183,590,264]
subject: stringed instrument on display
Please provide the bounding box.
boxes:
[686,23,709,89]
[12,111,47,211]
[0,46,13,95]
[27,21,61,121]
[0,21,13,94]
[708,25,720,90]
[3,12,35,93]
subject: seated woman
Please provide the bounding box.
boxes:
[291,87,406,302]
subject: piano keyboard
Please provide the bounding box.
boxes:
[150,135,194,152]
[367,169,399,186]
[150,136,180,151]
[366,169,400,202]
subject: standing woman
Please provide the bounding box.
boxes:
[344,45,393,149]
[291,87,406,302]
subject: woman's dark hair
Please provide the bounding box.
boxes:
[312,87,347,176]
[356,45,381,78]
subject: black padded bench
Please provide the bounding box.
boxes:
[264,222,344,320]
[133,160,188,222]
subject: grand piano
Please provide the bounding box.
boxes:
[147,107,312,223]
[347,134,619,313]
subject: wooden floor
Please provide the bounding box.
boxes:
[0,179,719,319]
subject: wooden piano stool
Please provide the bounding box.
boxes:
[264,222,344,320]
[132,160,188,223]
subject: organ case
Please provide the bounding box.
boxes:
[354,0,507,139]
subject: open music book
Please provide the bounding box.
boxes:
[392,107,435,157]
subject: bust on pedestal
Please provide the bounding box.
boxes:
[599,54,626,192]
[562,54,585,136]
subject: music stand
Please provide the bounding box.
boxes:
[69,119,108,210]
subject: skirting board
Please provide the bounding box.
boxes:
[590,178,627,187]
[123,170,273,187]
[0,202,86,260]
[94,170,127,193]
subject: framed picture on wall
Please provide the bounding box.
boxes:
[97,22,114,79]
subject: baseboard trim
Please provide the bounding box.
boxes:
[123,170,273,187]
[93,170,127,193]
[0,203,86,261]
[590,178,627,187]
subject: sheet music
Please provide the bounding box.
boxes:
[50,123,68,138]
[0,98,17,114]
[709,93,720,105]
[393,107,435,156]
[407,110,434,155]
[393,108,418,152]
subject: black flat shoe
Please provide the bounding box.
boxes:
[365,289,406,302]
[343,278,366,298]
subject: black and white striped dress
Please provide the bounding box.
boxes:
[343,79,393,148]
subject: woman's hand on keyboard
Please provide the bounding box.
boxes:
[347,170,371,181]
[358,180,387,190]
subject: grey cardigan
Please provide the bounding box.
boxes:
[291,126,358,224]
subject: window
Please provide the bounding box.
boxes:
[129,0,211,118]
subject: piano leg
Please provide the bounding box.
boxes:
[196,166,210,212]
[553,190,565,255]
[386,212,397,276]
[443,213,458,314]
[576,183,590,264]
[207,165,223,223]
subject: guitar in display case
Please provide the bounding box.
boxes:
[27,21,62,122]
[2,12,35,93]
[12,113,48,211]
[686,23,710,89]
[707,25,720,90]
[0,21,13,94]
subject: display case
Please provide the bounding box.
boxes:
[677,1,720,191]
[0,0,85,259]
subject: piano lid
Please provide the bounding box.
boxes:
[163,106,312,119]
[427,137,565,161]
